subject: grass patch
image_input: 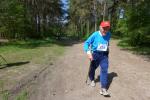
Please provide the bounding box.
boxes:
[14,91,28,100]
[0,91,9,100]
[0,38,65,65]
[117,37,150,56]
[0,80,4,92]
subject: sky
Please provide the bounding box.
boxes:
[61,0,69,22]
[61,0,69,10]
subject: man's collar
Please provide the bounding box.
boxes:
[99,31,102,36]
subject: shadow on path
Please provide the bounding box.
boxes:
[0,61,30,69]
[95,72,118,90]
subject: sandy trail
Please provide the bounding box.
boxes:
[29,40,150,100]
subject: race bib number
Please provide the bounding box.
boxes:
[97,44,108,51]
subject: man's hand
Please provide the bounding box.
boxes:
[87,51,93,61]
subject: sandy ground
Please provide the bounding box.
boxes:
[28,40,150,100]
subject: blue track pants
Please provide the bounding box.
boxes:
[89,51,109,88]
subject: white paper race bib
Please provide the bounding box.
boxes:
[97,43,108,51]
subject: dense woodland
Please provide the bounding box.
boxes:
[0,0,149,47]
[0,0,65,39]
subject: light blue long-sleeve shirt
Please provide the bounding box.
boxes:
[83,31,111,53]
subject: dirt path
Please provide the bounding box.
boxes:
[29,40,150,100]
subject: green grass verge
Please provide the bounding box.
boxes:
[0,38,65,65]
[117,37,150,56]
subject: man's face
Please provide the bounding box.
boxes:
[100,26,110,35]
